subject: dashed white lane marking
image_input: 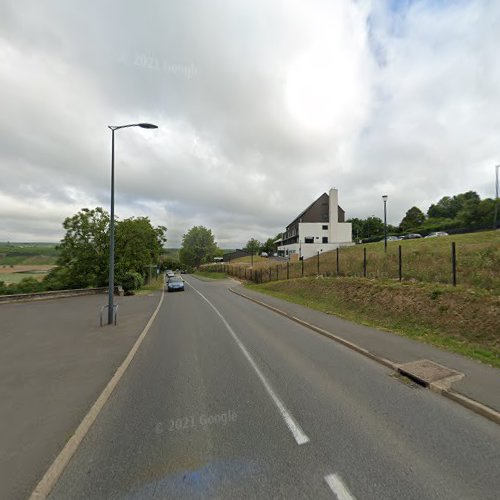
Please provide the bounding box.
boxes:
[185,279,310,445]
[325,473,356,500]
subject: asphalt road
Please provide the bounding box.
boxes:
[0,292,160,500]
[48,277,500,499]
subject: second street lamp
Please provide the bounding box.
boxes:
[382,195,388,253]
[107,122,158,325]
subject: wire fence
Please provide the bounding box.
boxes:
[207,242,469,287]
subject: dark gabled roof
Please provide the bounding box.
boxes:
[287,192,327,228]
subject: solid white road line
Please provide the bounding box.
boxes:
[29,290,165,500]
[324,473,356,500]
[185,279,310,445]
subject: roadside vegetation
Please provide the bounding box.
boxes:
[247,277,500,368]
[230,230,499,292]
[193,271,228,280]
[217,229,499,366]
[0,208,167,296]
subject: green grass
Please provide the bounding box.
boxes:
[229,255,268,265]
[0,243,59,266]
[136,277,163,294]
[193,271,228,280]
[244,231,500,292]
[246,277,500,368]
[0,272,47,284]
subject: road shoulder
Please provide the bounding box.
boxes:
[230,284,500,424]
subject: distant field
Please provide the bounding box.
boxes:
[0,265,55,284]
[0,243,59,266]
[226,231,499,292]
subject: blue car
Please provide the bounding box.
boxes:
[166,276,184,292]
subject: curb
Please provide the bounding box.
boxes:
[29,290,165,499]
[229,287,500,426]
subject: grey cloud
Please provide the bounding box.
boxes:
[0,0,498,246]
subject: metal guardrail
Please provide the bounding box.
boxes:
[99,304,119,327]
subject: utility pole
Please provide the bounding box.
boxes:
[494,165,499,230]
[382,195,388,252]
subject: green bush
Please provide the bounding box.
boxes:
[121,271,144,293]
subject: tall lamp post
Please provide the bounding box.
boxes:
[494,165,499,230]
[382,195,388,253]
[107,122,158,325]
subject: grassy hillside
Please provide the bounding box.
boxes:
[228,231,499,292]
[247,277,500,367]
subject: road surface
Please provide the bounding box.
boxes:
[48,276,500,499]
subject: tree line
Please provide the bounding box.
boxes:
[349,190,497,242]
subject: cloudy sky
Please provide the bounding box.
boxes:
[1,0,498,247]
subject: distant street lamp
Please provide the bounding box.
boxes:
[382,195,388,253]
[494,165,499,230]
[107,122,158,325]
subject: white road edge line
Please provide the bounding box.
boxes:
[324,473,356,500]
[185,278,310,446]
[29,290,165,500]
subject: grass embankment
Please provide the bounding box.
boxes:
[230,255,268,265]
[247,277,500,368]
[135,277,163,294]
[193,271,228,280]
[238,231,500,292]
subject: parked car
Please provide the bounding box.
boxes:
[401,233,422,239]
[261,252,268,257]
[383,236,401,241]
[425,231,449,238]
[166,276,184,292]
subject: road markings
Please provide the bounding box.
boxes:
[324,474,356,500]
[29,290,165,500]
[185,279,310,445]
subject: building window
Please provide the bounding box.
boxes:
[304,237,314,244]
[322,225,328,230]
[322,237,328,243]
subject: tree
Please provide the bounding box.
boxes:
[56,207,110,288]
[348,216,384,240]
[363,216,384,238]
[260,237,276,254]
[399,207,426,231]
[179,226,218,267]
[115,217,166,281]
[244,238,261,255]
[427,191,480,219]
[457,197,495,229]
[55,207,167,289]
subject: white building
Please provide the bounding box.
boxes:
[277,188,353,260]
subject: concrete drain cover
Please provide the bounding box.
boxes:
[398,359,463,388]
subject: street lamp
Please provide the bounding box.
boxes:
[107,122,158,325]
[382,195,388,253]
[494,165,499,230]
